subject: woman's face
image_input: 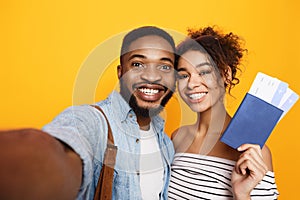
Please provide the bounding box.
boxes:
[176,50,226,113]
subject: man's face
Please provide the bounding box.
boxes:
[118,35,176,117]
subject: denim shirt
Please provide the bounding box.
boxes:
[43,91,175,199]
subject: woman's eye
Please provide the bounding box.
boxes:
[199,70,212,76]
[177,73,189,79]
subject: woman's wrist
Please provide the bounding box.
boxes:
[233,193,251,200]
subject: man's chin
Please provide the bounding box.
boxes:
[137,101,162,110]
[120,83,174,118]
[129,98,164,118]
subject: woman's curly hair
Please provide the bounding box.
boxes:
[177,26,247,94]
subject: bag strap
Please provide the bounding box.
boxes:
[91,105,114,145]
[91,105,117,200]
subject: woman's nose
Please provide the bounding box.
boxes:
[187,73,203,89]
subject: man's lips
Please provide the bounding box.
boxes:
[133,83,167,92]
[138,88,159,95]
[133,83,167,101]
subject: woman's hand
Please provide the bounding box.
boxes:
[231,144,268,200]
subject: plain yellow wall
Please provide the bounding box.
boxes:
[1,0,300,199]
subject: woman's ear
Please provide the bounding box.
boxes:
[223,66,232,84]
[117,65,122,79]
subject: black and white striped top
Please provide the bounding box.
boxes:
[168,153,279,200]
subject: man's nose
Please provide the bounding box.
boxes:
[140,65,162,83]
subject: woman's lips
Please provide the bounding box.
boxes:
[188,92,207,100]
[185,91,208,103]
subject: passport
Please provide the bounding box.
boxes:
[220,93,284,149]
[220,72,298,149]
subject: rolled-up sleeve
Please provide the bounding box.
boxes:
[42,105,108,197]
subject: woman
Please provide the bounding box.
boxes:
[168,26,279,199]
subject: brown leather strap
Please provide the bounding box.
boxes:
[91,105,114,145]
[91,105,117,200]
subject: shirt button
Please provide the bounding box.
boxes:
[136,171,140,176]
[136,138,139,143]
[129,114,133,118]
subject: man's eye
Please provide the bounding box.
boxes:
[159,65,172,71]
[132,62,144,67]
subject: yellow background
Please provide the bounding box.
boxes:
[1,0,299,199]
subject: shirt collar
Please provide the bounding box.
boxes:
[108,90,165,131]
[108,90,133,122]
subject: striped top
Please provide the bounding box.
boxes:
[168,153,279,200]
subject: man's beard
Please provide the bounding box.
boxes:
[119,80,175,118]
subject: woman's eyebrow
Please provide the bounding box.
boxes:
[177,61,212,73]
[176,67,187,72]
[195,62,211,68]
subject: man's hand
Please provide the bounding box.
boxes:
[0,128,82,199]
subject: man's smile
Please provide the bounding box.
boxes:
[134,83,167,102]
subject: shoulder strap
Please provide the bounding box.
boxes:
[90,105,117,200]
[90,105,114,145]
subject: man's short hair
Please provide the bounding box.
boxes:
[120,26,176,65]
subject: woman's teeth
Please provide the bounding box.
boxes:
[189,93,206,99]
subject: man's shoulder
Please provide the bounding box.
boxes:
[95,91,126,108]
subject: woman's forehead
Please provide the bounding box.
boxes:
[179,50,210,65]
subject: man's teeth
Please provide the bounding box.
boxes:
[139,88,159,95]
[189,93,206,99]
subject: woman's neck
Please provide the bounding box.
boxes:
[195,102,231,137]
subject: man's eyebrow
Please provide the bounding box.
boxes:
[128,54,174,65]
[160,57,174,65]
[128,54,145,61]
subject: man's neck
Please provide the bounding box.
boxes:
[137,116,151,131]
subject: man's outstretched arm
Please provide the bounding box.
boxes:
[0,128,82,200]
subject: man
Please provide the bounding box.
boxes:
[0,26,176,199]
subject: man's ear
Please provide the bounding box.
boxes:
[117,65,122,79]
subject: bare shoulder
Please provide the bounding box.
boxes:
[171,125,193,152]
[262,144,274,171]
[171,128,180,140]
[171,125,190,140]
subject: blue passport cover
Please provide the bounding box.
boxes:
[220,93,283,149]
